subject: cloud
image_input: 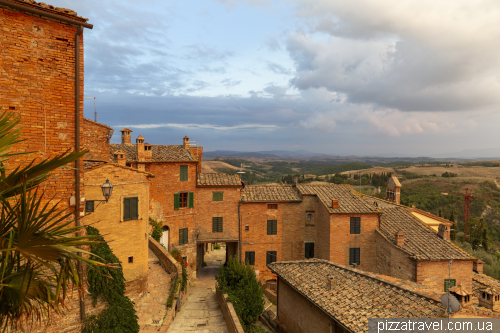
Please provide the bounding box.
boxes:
[266,62,292,75]
[288,0,500,112]
[221,78,242,88]
[115,123,279,131]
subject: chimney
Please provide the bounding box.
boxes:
[395,231,404,247]
[183,135,190,149]
[144,143,152,160]
[327,276,335,290]
[438,224,450,241]
[474,260,484,274]
[120,128,133,145]
[115,151,126,166]
[136,135,145,161]
[332,199,339,209]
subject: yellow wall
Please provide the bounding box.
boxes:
[410,212,443,232]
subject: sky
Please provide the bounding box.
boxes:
[49,0,500,157]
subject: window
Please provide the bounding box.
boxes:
[350,217,361,234]
[349,248,360,266]
[267,204,278,209]
[245,225,249,231]
[128,256,133,263]
[444,279,456,292]
[307,213,312,221]
[305,243,315,259]
[123,197,139,221]
[212,217,223,233]
[267,220,277,235]
[179,228,188,245]
[180,165,188,181]
[85,200,95,213]
[126,163,131,167]
[245,251,255,265]
[174,192,194,209]
[266,251,277,265]
[213,192,223,201]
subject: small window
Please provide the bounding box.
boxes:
[128,256,133,263]
[266,251,277,265]
[126,163,131,167]
[245,251,255,265]
[444,279,456,292]
[212,217,223,233]
[483,292,486,299]
[305,243,314,259]
[349,248,360,266]
[307,213,312,221]
[179,228,188,245]
[85,201,95,213]
[350,217,361,234]
[267,204,278,209]
[245,225,249,231]
[174,192,194,209]
[213,192,223,201]
[267,220,277,235]
[123,197,139,221]
[180,165,188,181]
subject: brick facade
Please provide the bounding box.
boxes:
[82,118,113,162]
[375,231,416,281]
[83,164,151,295]
[417,260,473,293]
[0,5,85,206]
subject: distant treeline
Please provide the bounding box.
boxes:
[461,161,500,167]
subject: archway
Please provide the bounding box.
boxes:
[160,225,169,250]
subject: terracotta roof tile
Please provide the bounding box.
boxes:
[473,273,500,294]
[197,173,242,186]
[297,184,380,214]
[377,207,474,260]
[241,185,302,202]
[110,144,194,163]
[268,259,446,333]
[7,0,87,20]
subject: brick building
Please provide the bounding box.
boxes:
[268,259,446,333]
[385,175,401,204]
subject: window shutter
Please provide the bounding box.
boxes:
[179,229,183,245]
[174,193,180,210]
[184,228,189,244]
[356,218,360,234]
[131,197,138,219]
[123,198,130,220]
[188,192,194,208]
[180,165,188,181]
[212,217,217,232]
[310,243,314,258]
[213,192,223,201]
[267,220,272,235]
[273,220,277,235]
[218,217,223,232]
[251,252,255,265]
[350,219,355,234]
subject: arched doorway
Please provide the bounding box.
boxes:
[160,225,169,250]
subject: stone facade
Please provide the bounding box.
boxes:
[375,231,416,281]
[82,118,113,162]
[83,164,151,295]
[416,260,473,293]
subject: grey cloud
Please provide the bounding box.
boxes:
[267,62,292,75]
[221,78,242,88]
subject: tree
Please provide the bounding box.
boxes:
[468,217,488,251]
[0,110,104,331]
[439,209,442,217]
[449,211,456,241]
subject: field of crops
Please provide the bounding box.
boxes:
[400,166,500,178]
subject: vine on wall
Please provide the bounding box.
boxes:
[84,226,139,333]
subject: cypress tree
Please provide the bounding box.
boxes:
[439,209,442,217]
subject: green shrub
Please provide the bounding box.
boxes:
[149,218,162,243]
[84,226,139,333]
[214,243,221,250]
[216,257,264,328]
[170,249,188,292]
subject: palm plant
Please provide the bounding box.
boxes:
[0,109,106,331]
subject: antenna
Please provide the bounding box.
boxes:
[84,97,97,122]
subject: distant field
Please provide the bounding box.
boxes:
[339,166,395,176]
[203,161,240,173]
[400,166,500,178]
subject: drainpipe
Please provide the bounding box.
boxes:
[238,200,242,264]
[75,25,85,324]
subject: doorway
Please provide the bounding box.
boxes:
[160,225,169,250]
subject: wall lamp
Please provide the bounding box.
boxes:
[85,179,114,212]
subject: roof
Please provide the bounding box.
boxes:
[377,207,475,261]
[241,185,302,202]
[84,161,154,177]
[473,273,500,294]
[268,259,445,333]
[83,118,113,131]
[197,173,242,186]
[296,184,380,214]
[5,0,87,20]
[449,282,471,296]
[389,175,401,187]
[110,144,194,163]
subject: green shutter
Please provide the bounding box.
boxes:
[131,197,138,219]
[218,217,223,232]
[184,228,189,244]
[179,229,183,245]
[188,192,194,208]
[124,198,130,220]
[267,220,272,235]
[174,193,180,210]
[273,220,277,235]
[212,217,217,232]
[213,192,223,201]
[180,165,188,181]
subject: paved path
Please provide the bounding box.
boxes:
[167,247,228,333]
[137,248,172,332]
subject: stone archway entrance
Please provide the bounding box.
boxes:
[160,225,169,250]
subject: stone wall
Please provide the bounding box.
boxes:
[149,238,182,276]
[374,231,416,281]
[216,287,245,333]
[315,200,331,261]
[83,164,150,294]
[0,5,85,207]
[82,118,112,162]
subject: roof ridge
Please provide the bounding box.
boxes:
[84,117,113,130]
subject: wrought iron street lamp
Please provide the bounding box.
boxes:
[101,179,113,202]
